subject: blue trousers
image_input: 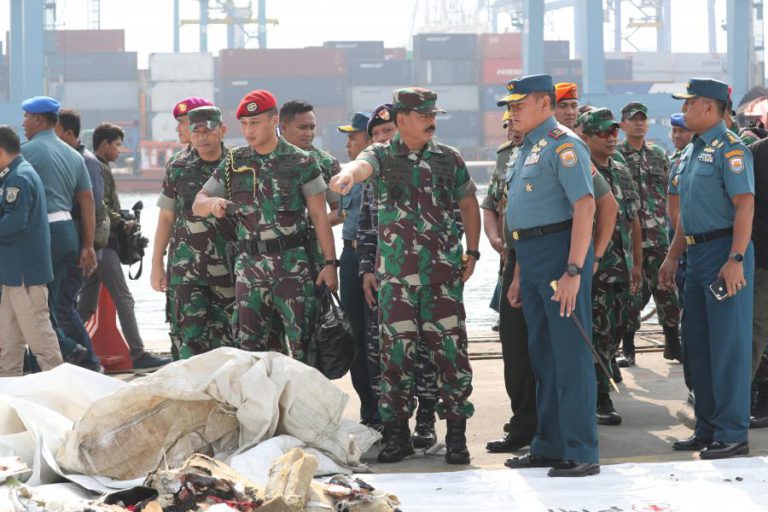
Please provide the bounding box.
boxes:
[684,236,753,443]
[515,228,598,464]
[58,262,101,370]
[48,220,81,359]
[339,245,380,423]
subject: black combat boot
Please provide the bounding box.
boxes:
[611,357,623,384]
[662,325,683,362]
[617,331,636,367]
[377,419,415,463]
[411,400,437,449]
[750,381,768,429]
[445,419,470,465]
[596,391,622,426]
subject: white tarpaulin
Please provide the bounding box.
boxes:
[359,457,768,512]
[0,349,378,494]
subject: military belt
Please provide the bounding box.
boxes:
[236,231,308,255]
[511,219,572,241]
[684,228,732,246]
[343,239,357,249]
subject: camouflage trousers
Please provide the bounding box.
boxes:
[368,298,440,407]
[170,281,235,359]
[628,246,681,331]
[233,249,315,361]
[167,287,183,361]
[378,279,474,422]
[592,279,632,393]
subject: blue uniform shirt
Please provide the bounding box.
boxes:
[0,156,54,286]
[20,129,91,214]
[676,121,754,234]
[341,182,363,241]
[505,116,594,231]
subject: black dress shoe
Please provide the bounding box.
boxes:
[504,453,560,469]
[672,435,712,451]
[547,460,600,477]
[486,433,532,453]
[596,394,622,426]
[699,441,749,460]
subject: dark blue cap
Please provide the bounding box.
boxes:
[338,112,371,133]
[670,113,687,129]
[672,78,730,102]
[21,96,61,114]
[496,74,554,106]
[367,103,394,136]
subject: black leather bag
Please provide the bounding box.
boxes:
[305,287,356,380]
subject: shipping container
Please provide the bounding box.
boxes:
[150,81,215,113]
[413,33,477,60]
[54,81,139,110]
[46,52,138,81]
[384,47,407,60]
[434,135,481,154]
[219,48,346,78]
[480,85,506,111]
[436,111,481,139]
[623,52,673,72]
[605,81,656,95]
[323,41,385,61]
[46,29,125,54]
[347,60,413,86]
[218,76,346,108]
[481,59,524,84]
[605,58,633,81]
[671,53,726,73]
[478,33,523,59]
[482,111,508,139]
[413,59,479,85]
[150,52,215,82]
[350,86,408,112]
[543,40,570,62]
[313,106,349,126]
[428,85,480,112]
[545,59,582,80]
[79,109,139,129]
[151,112,179,142]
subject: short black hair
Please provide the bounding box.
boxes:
[533,91,557,111]
[715,99,728,116]
[58,109,81,138]
[279,100,314,125]
[92,123,124,151]
[40,112,59,126]
[0,125,21,154]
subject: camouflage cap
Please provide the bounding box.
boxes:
[621,102,649,120]
[392,87,446,114]
[579,107,620,135]
[188,106,223,130]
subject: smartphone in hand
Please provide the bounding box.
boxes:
[709,278,729,302]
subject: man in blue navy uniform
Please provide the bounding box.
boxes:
[660,78,755,459]
[0,126,64,376]
[500,75,599,477]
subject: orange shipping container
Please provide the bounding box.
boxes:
[478,33,523,59]
[482,59,524,84]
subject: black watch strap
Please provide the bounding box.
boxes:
[466,249,481,260]
[566,263,583,276]
[325,259,341,267]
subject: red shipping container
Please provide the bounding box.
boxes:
[482,59,524,84]
[219,48,347,78]
[52,30,125,53]
[479,33,523,59]
[384,47,407,60]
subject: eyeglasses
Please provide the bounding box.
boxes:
[594,127,620,139]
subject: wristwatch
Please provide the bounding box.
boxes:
[465,249,481,261]
[325,259,341,267]
[595,255,603,264]
[566,263,583,276]
[729,252,744,263]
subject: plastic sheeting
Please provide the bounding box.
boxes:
[359,457,768,511]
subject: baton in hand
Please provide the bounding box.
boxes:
[550,280,620,393]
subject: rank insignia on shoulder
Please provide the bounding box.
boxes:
[548,128,566,140]
[4,186,19,203]
[559,149,578,168]
[725,132,740,144]
[729,156,745,174]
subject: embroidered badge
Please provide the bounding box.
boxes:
[555,142,574,154]
[725,149,744,158]
[559,149,577,168]
[246,102,259,112]
[525,183,534,192]
[524,153,541,166]
[548,128,566,139]
[4,186,19,203]
[697,154,714,163]
[729,156,745,174]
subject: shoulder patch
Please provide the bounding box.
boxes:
[725,149,744,158]
[555,142,574,154]
[548,128,566,140]
[725,131,740,144]
[728,156,745,174]
[4,186,20,203]
[559,149,578,168]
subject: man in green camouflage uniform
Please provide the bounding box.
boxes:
[193,90,337,360]
[151,106,236,358]
[332,88,481,465]
[580,108,643,425]
[618,102,681,365]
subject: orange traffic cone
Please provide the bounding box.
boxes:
[85,285,134,372]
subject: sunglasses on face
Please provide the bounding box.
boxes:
[594,127,620,139]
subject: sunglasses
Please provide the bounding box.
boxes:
[593,127,620,139]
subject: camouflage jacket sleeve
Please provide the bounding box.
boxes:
[315,149,341,205]
[452,151,478,200]
[300,154,327,198]
[157,156,177,211]
[358,144,383,176]
[202,152,229,198]
[356,181,377,275]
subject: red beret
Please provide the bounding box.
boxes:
[173,97,213,119]
[236,89,278,119]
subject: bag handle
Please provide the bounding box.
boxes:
[128,258,143,280]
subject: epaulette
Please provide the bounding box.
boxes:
[496,140,515,153]
[725,131,741,145]
[548,128,567,140]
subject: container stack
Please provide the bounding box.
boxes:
[149,52,215,141]
[0,42,7,103]
[412,33,481,156]
[478,33,523,150]
[45,30,139,131]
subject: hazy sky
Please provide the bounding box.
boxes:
[0,0,737,67]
